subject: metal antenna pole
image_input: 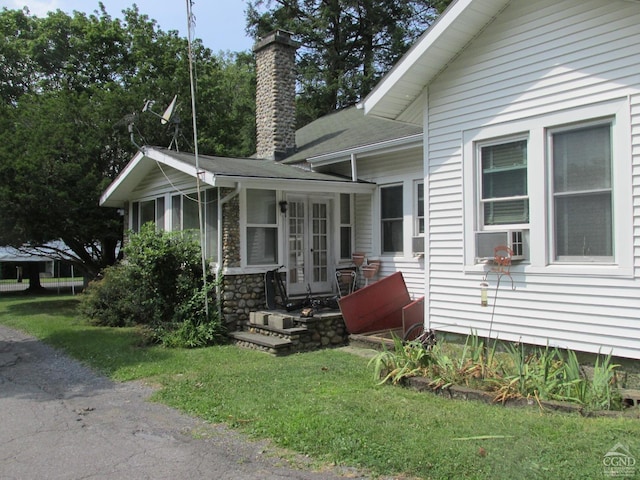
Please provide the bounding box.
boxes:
[186,0,209,317]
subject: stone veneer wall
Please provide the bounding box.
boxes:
[220,30,299,326]
[221,190,240,267]
[221,273,265,331]
[253,30,299,161]
[218,188,269,330]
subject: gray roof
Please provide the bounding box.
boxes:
[155,147,359,183]
[282,106,422,164]
[101,106,418,208]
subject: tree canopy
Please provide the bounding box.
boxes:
[0,4,256,280]
[246,0,452,125]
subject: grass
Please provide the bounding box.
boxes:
[1,292,640,479]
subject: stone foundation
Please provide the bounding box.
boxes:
[220,273,265,330]
[231,310,349,354]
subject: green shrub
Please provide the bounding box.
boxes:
[78,264,146,327]
[78,224,224,347]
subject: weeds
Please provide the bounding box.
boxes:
[368,334,432,385]
[369,331,624,411]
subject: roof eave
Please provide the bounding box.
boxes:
[100,147,377,209]
[99,149,147,208]
[308,133,423,167]
[361,0,511,121]
[214,175,376,193]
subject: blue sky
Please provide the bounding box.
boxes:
[3,0,254,53]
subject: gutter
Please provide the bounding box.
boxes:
[308,133,423,167]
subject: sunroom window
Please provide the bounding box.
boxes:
[131,197,164,232]
[480,140,529,226]
[170,189,218,261]
[551,122,613,262]
[246,189,277,265]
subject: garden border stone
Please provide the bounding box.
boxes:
[404,376,640,418]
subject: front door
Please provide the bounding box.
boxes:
[286,195,332,296]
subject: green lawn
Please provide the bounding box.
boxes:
[1,292,639,479]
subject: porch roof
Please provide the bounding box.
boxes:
[100,147,375,208]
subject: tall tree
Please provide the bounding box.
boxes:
[246,0,452,125]
[0,5,256,283]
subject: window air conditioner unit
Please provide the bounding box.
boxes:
[475,230,525,263]
[412,236,424,255]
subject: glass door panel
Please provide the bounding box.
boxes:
[286,195,332,296]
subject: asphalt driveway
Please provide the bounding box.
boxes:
[0,325,376,480]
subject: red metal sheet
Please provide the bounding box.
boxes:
[402,296,425,337]
[338,271,410,334]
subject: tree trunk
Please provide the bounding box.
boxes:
[25,263,44,292]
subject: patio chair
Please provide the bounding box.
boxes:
[335,269,357,297]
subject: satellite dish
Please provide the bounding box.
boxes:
[141,95,178,124]
[161,95,177,125]
[140,94,183,151]
[142,99,155,113]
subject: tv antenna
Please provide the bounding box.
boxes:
[142,95,183,151]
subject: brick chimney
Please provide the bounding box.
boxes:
[253,30,299,161]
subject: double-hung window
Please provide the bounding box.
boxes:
[415,181,424,235]
[480,139,529,227]
[381,184,403,254]
[246,189,278,265]
[131,197,164,232]
[550,122,613,262]
[465,100,629,273]
[339,193,353,260]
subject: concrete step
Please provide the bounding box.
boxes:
[620,389,640,407]
[228,331,293,355]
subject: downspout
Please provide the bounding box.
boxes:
[216,184,241,322]
[423,88,431,332]
[350,153,358,181]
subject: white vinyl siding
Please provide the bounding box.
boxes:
[352,146,425,298]
[423,0,640,359]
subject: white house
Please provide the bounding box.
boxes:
[362,0,640,359]
[101,31,426,330]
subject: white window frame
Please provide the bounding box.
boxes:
[244,188,278,266]
[380,183,404,255]
[131,196,165,232]
[476,136,530,231]
[462,98,632,277]
[548,119,614,264]
[171,192,200,232]
[415,180,425,236]
[169,189,219,261]
[339,193,353,260]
